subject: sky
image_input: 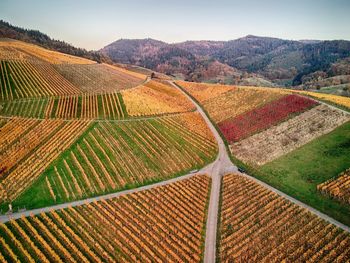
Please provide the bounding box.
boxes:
[1,0,350,50]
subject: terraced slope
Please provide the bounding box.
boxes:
[0,39,147,103]
[0,174,210,262]
[219,173,350,262]
[177,81,349,165]
[6,112,217,209]
[175,80,235,102]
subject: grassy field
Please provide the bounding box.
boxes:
[258,121,350,226]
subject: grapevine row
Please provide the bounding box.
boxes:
[0,174,210,262]
[54,63,145,93]
[121,80,194,116]
[318,168,350,205]
[0,120,91,202]
[41,113,217,203]
[0,92,127,119]
[0,60,79,100]
[219,173,350,262]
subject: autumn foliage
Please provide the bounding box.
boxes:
[218,94,318,142]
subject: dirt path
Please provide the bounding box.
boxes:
[170,81,350,262]
[0,169,207,223]
[169,81,237,263]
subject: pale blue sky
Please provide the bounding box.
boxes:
[1,0,349,50]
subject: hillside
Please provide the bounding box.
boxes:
[177,80,350,226]
[1,38,350,262]
[0,39,216,207]
[102,35,350,91]
[0,20,110,63]
[101,38,274,86]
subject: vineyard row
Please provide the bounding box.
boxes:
[40,116,217,204]
[0,120,91,202]
[0,92,127,119]
[219,174,350,262]
[0,174,210,263]
[0,60,79,100]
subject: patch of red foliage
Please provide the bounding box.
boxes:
[218,94,318,142]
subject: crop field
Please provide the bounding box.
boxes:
[122,80,194,116]
[260,121,350,225]
[177,81,290,123]
[175,80,235,103]
[219,173,350,262]
[54,63,145,93]
[0,92,127,119]
[171,111,217,140]
[0,119,65,177]
[0,39,94,64]
[218,94,318,142]
[7,112,217,208]
[231,104,350,165]
[294,90,350,109]
[2,37,350,263]
[0,119,91,203]
[0,60,80,100]
[0,174,210,262]
[0,45,35,61]
[318,169,350,205]
[179,83,287,123]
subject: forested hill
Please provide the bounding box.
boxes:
[102,35,350,91]
[0,20,111,63]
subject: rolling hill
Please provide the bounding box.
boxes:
[102,35,350,91]
[1,33,350,262]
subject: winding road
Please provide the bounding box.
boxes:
[170,81,350,262]
[0,80,349,263]
[168,81,238,263]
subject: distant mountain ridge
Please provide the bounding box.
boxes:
[0,20,349,91]
[101,35,350,91]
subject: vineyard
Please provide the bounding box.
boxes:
[318,169,350,205]
[295,90,350,109]
[179,82,288,123]
[12,112,217,207]
[231,104,350,165]
[0,174,210,262]
[175,80,235,103]
[0,92,128,119]
[0,39,94,64]
[219,173,350,262]
[1,37,350,263]
[0,119,91,203]
[54,63,145,93]
[0,119,65,177]
[218,94,318,142]
[122,80,194,116]
[0,60,80,100]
